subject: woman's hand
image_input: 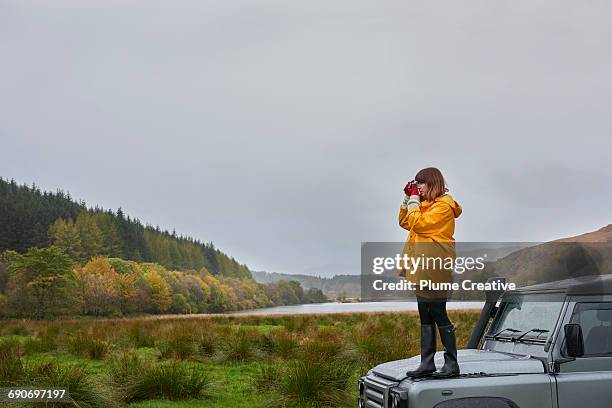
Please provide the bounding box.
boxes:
[403,181,419,196]
[401,181,421,210]
[403,181,413,196]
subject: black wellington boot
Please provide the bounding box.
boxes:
[432,325,460,378]
[406,324,437,378]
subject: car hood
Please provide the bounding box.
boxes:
[371,349,545,381]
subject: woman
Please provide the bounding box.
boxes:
[398,167,462,378]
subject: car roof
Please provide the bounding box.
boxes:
[509,274,612,296]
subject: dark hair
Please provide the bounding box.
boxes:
[415,167,447,201]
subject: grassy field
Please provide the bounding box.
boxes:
[0,311,479,408]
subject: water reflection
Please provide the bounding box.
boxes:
[229,301,484,315]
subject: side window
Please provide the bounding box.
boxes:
[569,302,612,356]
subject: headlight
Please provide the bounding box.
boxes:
[358,378,365,396]
[389,390,407,408]
[390,392,400,408]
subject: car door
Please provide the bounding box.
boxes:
[555,300,612,408]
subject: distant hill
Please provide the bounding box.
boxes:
[0,178,251,278]
[251,270,361,299]
[555,224,612,243]
[297,264,358,278]
[488,224,612,286]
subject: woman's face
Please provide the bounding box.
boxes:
[416,181,429,198]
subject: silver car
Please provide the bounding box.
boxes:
[358,275,612,408]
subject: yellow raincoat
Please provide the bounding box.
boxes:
[398,194,462,299]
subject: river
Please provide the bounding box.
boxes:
[230,301,484,315]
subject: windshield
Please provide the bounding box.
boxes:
[488,292,565,342]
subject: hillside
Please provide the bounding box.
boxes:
[489,225,612,286]
[0,178,250,278]
[0,179,331,318]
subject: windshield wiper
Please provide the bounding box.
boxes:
[485,327,522,340]
[513,328,549,343]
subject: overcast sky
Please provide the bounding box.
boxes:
[1,0,611,276]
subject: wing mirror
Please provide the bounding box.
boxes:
[564,324,584,357]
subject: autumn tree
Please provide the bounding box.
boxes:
[4,247,74,318]
[75,212,103,261]
[48,218,83,261]
[72,256,122,316]
[200,271,237,312]
[140,264,173,313]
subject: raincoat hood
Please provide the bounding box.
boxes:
[431,194,462,218]
[398,192,462,242]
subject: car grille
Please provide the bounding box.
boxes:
[363,374,398,408]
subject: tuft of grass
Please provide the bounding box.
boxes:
[349,316,419,369]
[252,363,280,392]
[68,334,110,360]
[158,333,197,360]
[39,324,61,351]
[110,352,213,402]
[0,339,25,386]
[22,337,44,355]
[26,361,118,408]
[8,323,31,336]
[128,324,156,348]
[270,330,298,360]
[1,339,117,408]
[264,358,354,408]
[282,315,315,333]
[196,331,218,357]
[255,332,275,356]
[217,328,258,362]
[299,327,346,363]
